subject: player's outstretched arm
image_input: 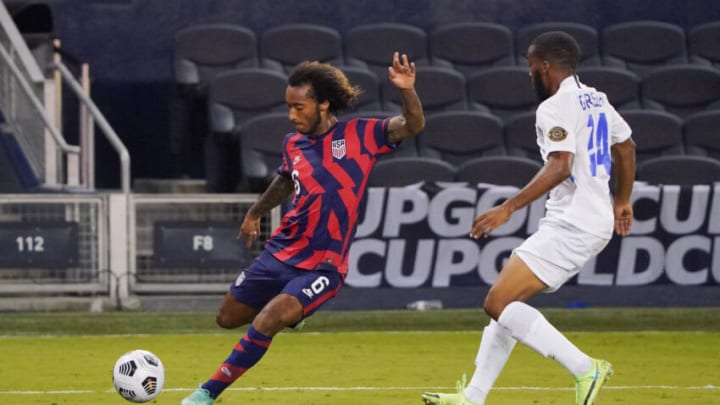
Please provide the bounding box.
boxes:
[238,174,294,246]
[612,137,636,236]
[471,151,573,238]
[387,51,425,143]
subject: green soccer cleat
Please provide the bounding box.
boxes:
[291,319,306,331]
[421,374,480,405]
[181,387,214,405]
[575,359,613,405]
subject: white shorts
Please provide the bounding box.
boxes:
[513,219,610,292]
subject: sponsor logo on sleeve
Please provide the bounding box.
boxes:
[547,126,568,142]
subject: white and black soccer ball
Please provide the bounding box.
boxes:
[112,349,165,403]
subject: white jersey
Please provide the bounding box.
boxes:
[535,76,632,239]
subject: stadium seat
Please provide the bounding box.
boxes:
[238,113,295,193]
[208,68,288,133]
[381,66,466,112]
[689,21,720,68]
[683,110,720,160]
[621,110,683,163]
[577,66,641,110]
[260,24,345,72]
[467,66,536,120]
[602,21,687,77]
[171,24,261,178]
[641,65,720,118]
[456,156,542,188]
[503,111,542,163]
[174,24,260,90]
[516,22,601,67]
[636,155,720,186]
[368,156,456,187]
[341,66,382,112]
[345,23,431,79]
[429,22,514,77]
[418,111,505,166]
[206,68,288,192]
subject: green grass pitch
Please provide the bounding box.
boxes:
[0,308,719,404]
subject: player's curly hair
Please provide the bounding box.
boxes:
[288,61,362,115]
[530,31,582,72]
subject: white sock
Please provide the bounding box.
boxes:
[463,320,517,405]
[497,301,593,377]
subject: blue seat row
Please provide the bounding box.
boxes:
[235,109,720,192]
[174,21,720,83]
[172,21,720,191]
[365,154,720,188]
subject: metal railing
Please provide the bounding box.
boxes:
[0,192,280,308]
[0,40,81,181]
[0,3,130,192]
[0,2,80,187]
[0,194,108,295]
[130,194,280,294]
[53,61,131,193]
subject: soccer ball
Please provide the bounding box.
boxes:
[112,349,165,403]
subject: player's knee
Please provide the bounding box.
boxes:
[482,301,499,321]
[483,293,508,321]
[215,308,247,329]
[215,312,235,329]
[215,314,229,329]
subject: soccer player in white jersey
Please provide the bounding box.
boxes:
[422,31,636,405]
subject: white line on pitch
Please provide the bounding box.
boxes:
[1,385,718,395]
[0,330,715,339]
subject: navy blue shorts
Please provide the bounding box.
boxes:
[229,250,344,318]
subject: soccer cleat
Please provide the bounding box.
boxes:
[421,374,480,405]
[575,359,613,405]
[181,387,214,405]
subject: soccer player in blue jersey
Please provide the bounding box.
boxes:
[181,51,425,405]
[422,31,635,405]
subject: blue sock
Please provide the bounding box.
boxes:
[201,326,273,398]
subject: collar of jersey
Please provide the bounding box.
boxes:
[559,75,579,90]
[303,121,339,141]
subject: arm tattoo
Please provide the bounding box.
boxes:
[388,88,425,143]
[247,175,294,218]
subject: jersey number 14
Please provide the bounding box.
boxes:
[586,112,611,177]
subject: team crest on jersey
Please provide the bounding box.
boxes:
[332,139,346,159]
[547,126,568,142]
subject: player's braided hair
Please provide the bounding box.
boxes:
[288,61,361,115]
[530,31,582,72]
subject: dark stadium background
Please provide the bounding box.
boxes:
[9,0,717,188]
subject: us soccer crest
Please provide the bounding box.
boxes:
[332,139,346,159]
